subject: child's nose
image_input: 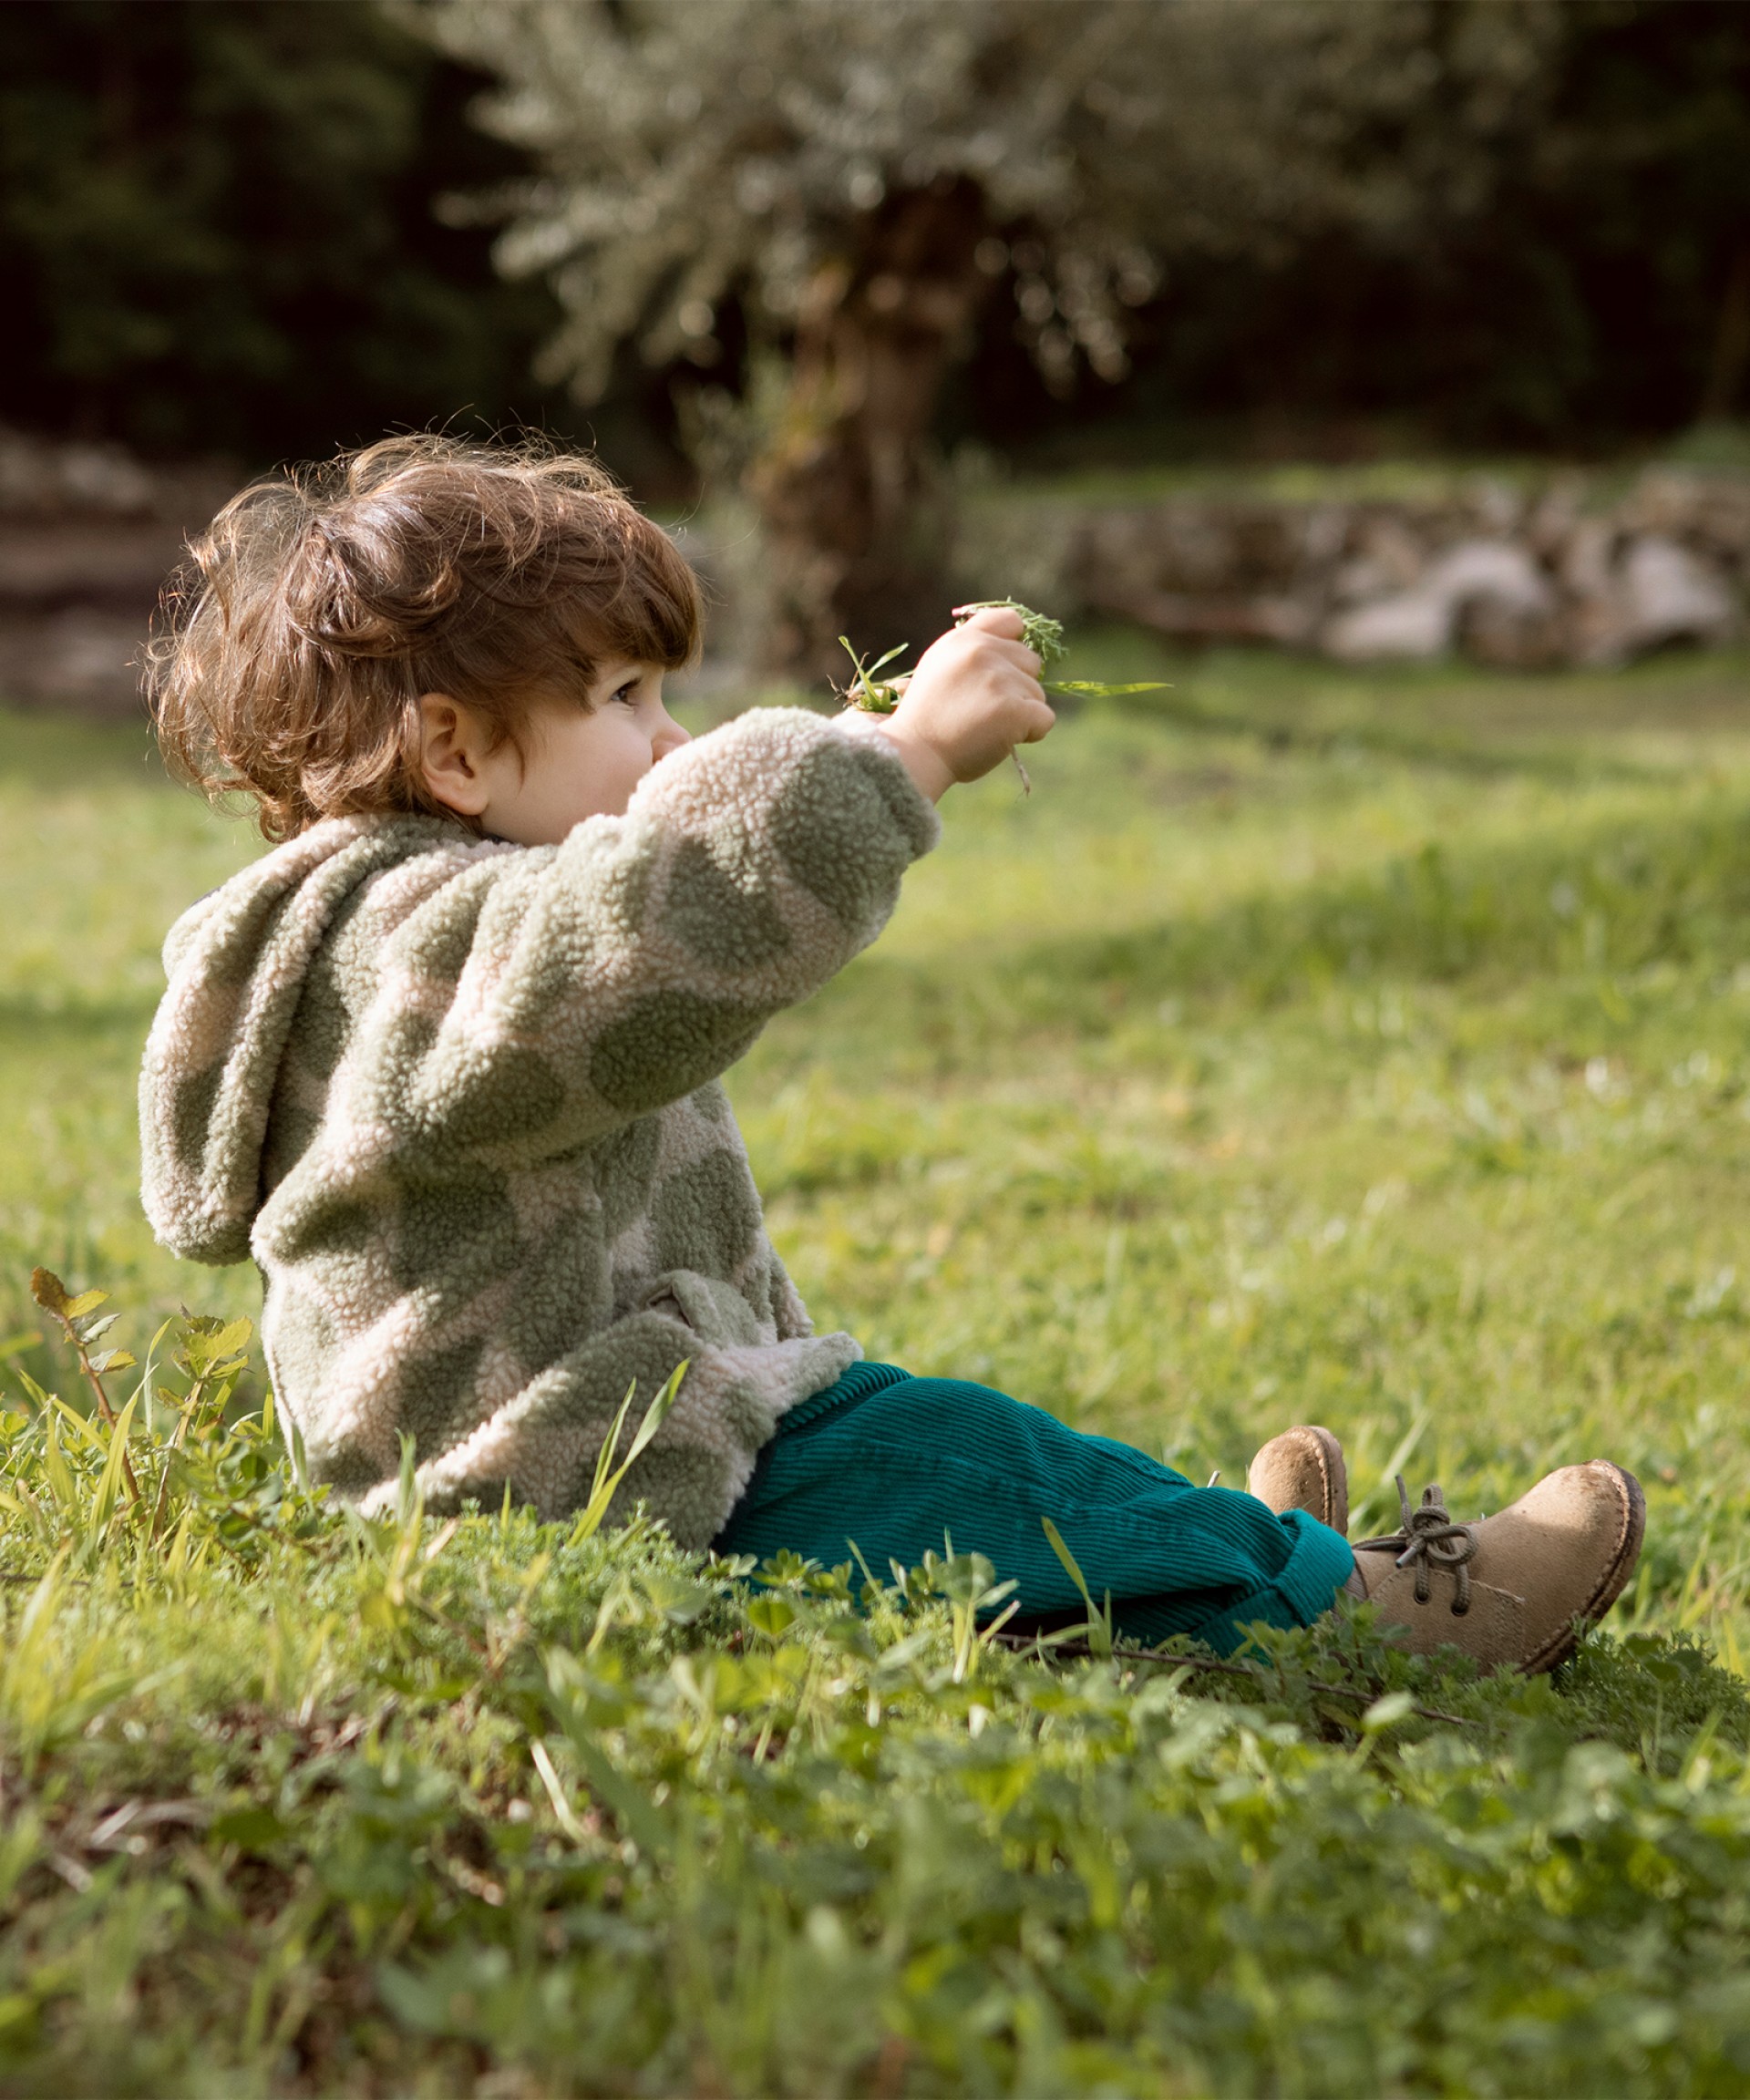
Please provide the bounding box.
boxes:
[654,714,691,758]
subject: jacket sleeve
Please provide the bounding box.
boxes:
[366,708,939,1159]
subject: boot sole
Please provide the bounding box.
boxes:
[1523,1462,1647,1675]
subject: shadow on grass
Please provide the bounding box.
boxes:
[783,788,1750,1066]
[1110,685,1670,787]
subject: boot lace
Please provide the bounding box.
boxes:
[1354,1477,1477,1615]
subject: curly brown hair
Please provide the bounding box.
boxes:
[145,433,703,841]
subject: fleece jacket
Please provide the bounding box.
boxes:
[139,708,939,1547]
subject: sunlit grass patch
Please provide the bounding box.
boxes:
[3,648,1750,2088]
[0,1286,1749,2093]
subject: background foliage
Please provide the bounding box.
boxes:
[977,0,1750,460]
[0,0,570,461]
[4,1,1750,478]
[406,0,1750,673]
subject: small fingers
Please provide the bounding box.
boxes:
[1017,700,1056,745]
[953,603,1025,639]
[967,634,1042,677]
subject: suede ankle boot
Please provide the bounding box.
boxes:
[1350,1463,1645,1674]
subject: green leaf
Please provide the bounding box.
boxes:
[528,1737,590,1844]
[88,1393,139,1538]
[40,1413,77,1518]
[838,634,909,712]
[207,1317,253,1361]
[1041,1517,1095,1612]
[51,1400,108,1457]
[637,1570,716,1625]
[0,1811,43,1910]
[1043,679,1170,696]
[563,1728,668,1858]
[182,1316,253,1377]
[567,1363,687,1545]
[1041,1517,1113,1658]
[746,1595,796,1638]
[209,1805,287,1851]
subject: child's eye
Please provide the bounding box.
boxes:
[612,681,640,706]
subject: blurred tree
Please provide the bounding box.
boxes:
[414,0,1561,680]
[0,0,570,464]
[9,0,1737,636]
[955,1,1750,465]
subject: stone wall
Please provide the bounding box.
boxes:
[0,427,233,715]
[949,467,1750,669]
[5,430,1747,717]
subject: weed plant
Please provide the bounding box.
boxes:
[2,648,1750,2090]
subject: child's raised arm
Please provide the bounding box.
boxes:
[374,614,1055,1161]
[376,705,942,1158]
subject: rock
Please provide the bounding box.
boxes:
[1331,515,1427,603]
[939,459,1750,675]
[1557,517,1619,600]
[1438,540,1566,667]
[0,427,155,516]
[0,520,190,603]
[1617,535,1737,653]
[1458,595,1570,670]
[1561,531,1739,666]
[1323,584,1455,660]
[1085,582,1321,646]
[1324,539,1556,662]
[1427,539,1556,616]
[1074,499,1355,646]
[1461,476,1526,539]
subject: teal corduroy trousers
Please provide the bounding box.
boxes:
[715,1361,1355,1655]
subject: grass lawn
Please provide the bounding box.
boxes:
[5,641,1750,2091]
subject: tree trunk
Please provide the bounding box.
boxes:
[749,178,990,688]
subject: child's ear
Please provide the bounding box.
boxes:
[417,693,491,818]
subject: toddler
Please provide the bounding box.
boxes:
[139,437,1642,1672]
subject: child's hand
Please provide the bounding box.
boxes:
[860,606,1055,802]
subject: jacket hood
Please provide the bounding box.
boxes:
[139,813,461,1264]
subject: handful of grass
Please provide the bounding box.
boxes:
[838,598,1166,792]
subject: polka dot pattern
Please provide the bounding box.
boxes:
[140,709,939,1546]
